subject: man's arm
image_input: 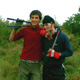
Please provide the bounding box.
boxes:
[9,29,17,41]
[9,19,23,41]
[60,34,73,57]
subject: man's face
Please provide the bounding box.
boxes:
[30,15,40,27]
[43,23,52,30]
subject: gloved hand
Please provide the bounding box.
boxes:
[14,27,20,30]
[47,49,60,59]
[14,18,23,30]
[40,30,52,40]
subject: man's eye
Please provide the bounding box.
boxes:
[45,24,49,26]
[35,17,38,19]
[46,24,48,26]
[31,17,34,19]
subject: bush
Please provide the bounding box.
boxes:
[68,34,80,51]
[62,13,80,36]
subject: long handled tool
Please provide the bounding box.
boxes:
[52,30,60,49]
[7,17,31,27]
[8,25,28,27]
[47,30,60,56]
[7,18,31,23]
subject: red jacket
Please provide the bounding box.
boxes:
[13,25,43,60]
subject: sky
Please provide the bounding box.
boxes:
[0,0,80,25]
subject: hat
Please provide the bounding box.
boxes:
[43,15,55,24]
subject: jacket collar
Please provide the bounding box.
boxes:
[52,27,61,36]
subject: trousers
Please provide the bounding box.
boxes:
[43,64,66,80]
[19,59,42,80]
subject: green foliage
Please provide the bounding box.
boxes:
[62,13,80,51]
[0,17,22,80]
[67,34,80,51]
[0,17,15,48]
[0,16,80,80]
[62,13,80,35]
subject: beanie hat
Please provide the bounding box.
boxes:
[43,15,55,24]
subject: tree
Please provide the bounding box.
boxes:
[62,12,80,35]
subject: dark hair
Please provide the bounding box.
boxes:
[43,15,55,24]
[30,10,42,20]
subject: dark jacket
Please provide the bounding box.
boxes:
[42,27,73,66]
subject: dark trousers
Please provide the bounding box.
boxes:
[43,64,66,80]
[28,73,31,80]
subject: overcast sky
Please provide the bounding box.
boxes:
[0,0,80,25]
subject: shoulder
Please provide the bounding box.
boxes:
[59,32,69,42]
[38,26,43,30]
[59,32,68,38]
[20,26,29,31]
[18,26,30,34]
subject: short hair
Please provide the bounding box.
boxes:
[30,10,42,20]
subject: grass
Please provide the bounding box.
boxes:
[0,40,22,80]
[64,51,80,80]
[0,42,80,80]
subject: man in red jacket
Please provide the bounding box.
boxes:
[9,10,43,80]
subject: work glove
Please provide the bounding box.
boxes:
[40,30,52,40]
[47,49,60,59]
[14,18,23,30]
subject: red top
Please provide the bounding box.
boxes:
[13,25,43,60]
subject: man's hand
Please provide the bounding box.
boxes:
[16,18,23,25]
[47,49,60,59]
[14,18,23,30]
[40,30,52,40]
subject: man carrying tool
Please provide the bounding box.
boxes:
[40,15,73,80]
[9,10,43,80]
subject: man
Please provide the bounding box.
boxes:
[40,15,73,80]
[9,10,43,80]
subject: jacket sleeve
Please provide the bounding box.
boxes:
[61,34,73,57]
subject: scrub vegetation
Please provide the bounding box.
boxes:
[0,11,80,80]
